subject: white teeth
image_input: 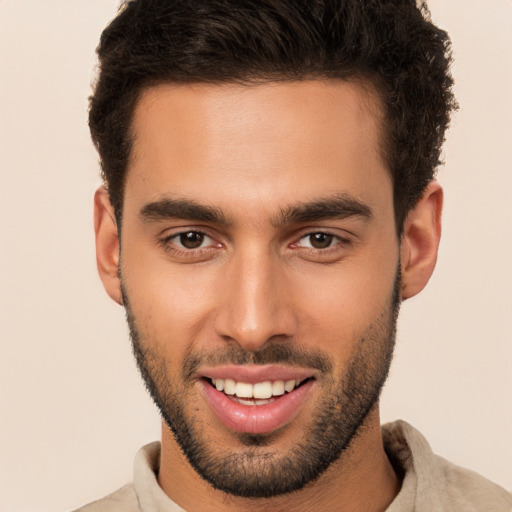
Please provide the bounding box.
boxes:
[284,380,296,392]
[253,381,273,399]
[235,397,274,406]
[272,380,285,396]
[209,377,305,399]
[235,382,253,398]
[223,378,236,395]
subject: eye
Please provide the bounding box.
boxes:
[297,232,340,250]
[159,229,223,262]
[167,231,214,250]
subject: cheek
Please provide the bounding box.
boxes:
[293,260,396,323]
[289,256,398,356]
[121,246,221,355]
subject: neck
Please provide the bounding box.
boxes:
[158,404,400,512]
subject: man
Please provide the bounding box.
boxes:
[78,0,511,510]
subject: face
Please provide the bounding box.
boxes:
[118,81,401,497]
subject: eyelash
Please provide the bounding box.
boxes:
[294,231,347,249]
[160,230,218,257]
[159,229,351,259]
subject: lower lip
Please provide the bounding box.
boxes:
[200,379,314,435]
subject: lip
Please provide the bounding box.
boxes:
[199,373,315,435]
[200,364,316,383]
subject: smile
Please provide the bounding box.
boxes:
[199,366,316,434]
[209,377,307,405]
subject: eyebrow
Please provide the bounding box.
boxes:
[139,193,373,227]
[140,197,230,225]
[272,193,373,227]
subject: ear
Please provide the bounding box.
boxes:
[94,186,123,305]
[400,181,443,300]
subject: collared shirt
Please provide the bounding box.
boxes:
[76,420,512,511]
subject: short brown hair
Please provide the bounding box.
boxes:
[89,0,457,230]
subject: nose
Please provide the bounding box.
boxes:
[214,247,297,352]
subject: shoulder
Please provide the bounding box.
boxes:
[383,420,512,511]
[73,483,140,512]
[432,454,512,511]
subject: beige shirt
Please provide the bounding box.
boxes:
[76,420,512,511]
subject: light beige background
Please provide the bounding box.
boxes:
[0,1,511,511]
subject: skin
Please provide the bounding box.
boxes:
[94,80,442,512]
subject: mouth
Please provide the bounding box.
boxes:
[198,366,316,434]
[205,376,313,406]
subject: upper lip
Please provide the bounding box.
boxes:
[199,364,316,383]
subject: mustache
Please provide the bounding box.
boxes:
[182,343,333,384]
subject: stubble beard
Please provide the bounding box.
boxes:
[122,272,401,499]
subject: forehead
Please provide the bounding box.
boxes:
[125,80,390,218]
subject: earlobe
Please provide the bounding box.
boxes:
[94,187,123,305]
[400,181,443,300]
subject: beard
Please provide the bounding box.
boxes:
[122,271,401,499]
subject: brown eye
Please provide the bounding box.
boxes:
[179,231,205,249]
[308,233,334,249]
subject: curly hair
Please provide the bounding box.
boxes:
[89,0,457,231]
